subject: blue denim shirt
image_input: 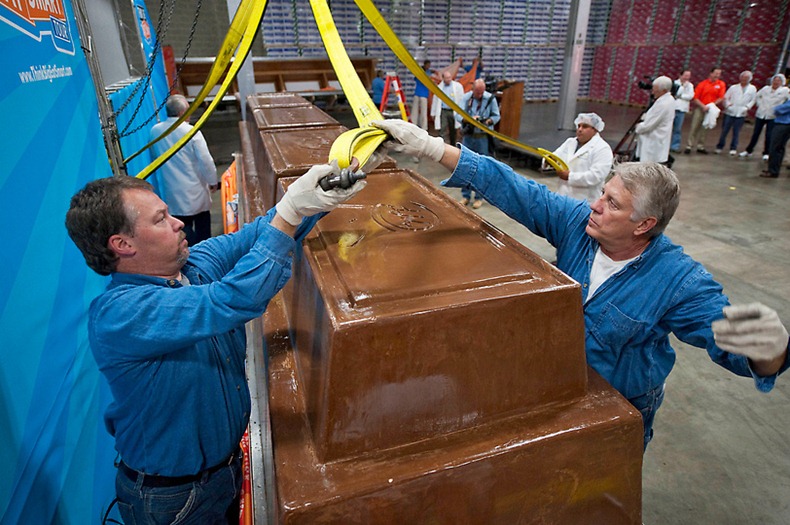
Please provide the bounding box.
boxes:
[773,99,790,125]
[444,146,789,400]
[89,209,319,476]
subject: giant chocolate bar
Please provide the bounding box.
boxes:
[246,92,312,110]
[280,169,589,462]
[265,293,643,525]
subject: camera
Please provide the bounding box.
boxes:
[462,116,483,136]
[638,75,654,90]
[637,75,679,97]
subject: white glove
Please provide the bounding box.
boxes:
[371,119,445,162]
[275,163,366,226]
[712,303,789,362]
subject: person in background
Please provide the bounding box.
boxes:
[545,112,613,204]
[671,70,694,153]
[431,70,464,146]
[635,76,675,165]
[372,69,386,109]
[65,167,364,524]
[685,67,726,154]
[760,97,790,178]
[373,117,790,451]
[459,78,500,209]
[150,94,218,246]
[740,74,790,161]
[411,60,433,133]
[715,70,757,155]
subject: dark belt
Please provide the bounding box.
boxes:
[119,448,241,488]
[441,108,453,112]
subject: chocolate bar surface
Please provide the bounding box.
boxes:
[282,169,588,461]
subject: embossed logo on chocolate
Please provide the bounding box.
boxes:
[371,202,439,231]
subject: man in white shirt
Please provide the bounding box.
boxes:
[431,70,464,145]
[150,95,218,245]
[671,70,694,153]
[715,71,757,155]
[635,76,675,164]
[546,112,613,203]
[740,74,790,160]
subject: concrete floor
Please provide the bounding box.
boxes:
[202,100,790,524]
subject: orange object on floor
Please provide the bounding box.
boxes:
[239,430,252,525]
[221,161,239,234]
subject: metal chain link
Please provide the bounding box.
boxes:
[119,0,205,138]
[117,0,175,135]
[112,0,172,118]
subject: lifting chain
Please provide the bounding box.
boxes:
[119,0,205,138]
[112,0,172,120]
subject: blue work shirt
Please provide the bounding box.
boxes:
[89,209,319,476]
[772,99,790,125]
[443,146,789,400]
[414,77,429,98]
[372,76,385,105]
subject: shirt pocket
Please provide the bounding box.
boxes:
[589,302,648,356]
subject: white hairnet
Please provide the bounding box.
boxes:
[574,112,605,132]
[773,74,786,86]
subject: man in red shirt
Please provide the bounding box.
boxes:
[685,67,726,154]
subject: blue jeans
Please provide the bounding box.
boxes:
[716,115,745,151]
[744,117,775,155]
[627,383,665,451]
[671,110,686,151]
[115,453,243,525]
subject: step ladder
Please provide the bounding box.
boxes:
[379,72,411,121]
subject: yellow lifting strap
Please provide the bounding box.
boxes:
[134,0,267,179]
[352,0,569,173]
[309,0,388,171]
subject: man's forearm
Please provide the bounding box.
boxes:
[271,213,297,237]
[438,144,462,172]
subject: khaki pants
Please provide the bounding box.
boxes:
[412,95,428,130]
[687,107,709,150]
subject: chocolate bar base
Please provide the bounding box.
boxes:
[264,294,643,525]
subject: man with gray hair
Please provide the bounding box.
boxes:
[740,74,789,160]
[635,75,675,165]
[545,112,613,203]
[150,94,218,245]
[372,117,790,450]
[715,70,757,155]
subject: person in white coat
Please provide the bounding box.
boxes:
[431,70,465,145]
[546,112,613,203]
[635,76,675,164]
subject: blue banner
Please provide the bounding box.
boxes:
[0,0,117,522]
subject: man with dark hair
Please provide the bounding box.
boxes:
[685,67,726,154]
[65,168,364,524]
[671,70,694,153]
[373,118,790,450]
[150,94,218,245]
[411,59,433,132]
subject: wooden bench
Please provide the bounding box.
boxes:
[176,56,378,106]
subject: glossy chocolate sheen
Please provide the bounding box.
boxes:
[246,93,312,109]
[244,124,396,211]
[279,169,587,462]
[263,294,643,525]
[251,104,339,130]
